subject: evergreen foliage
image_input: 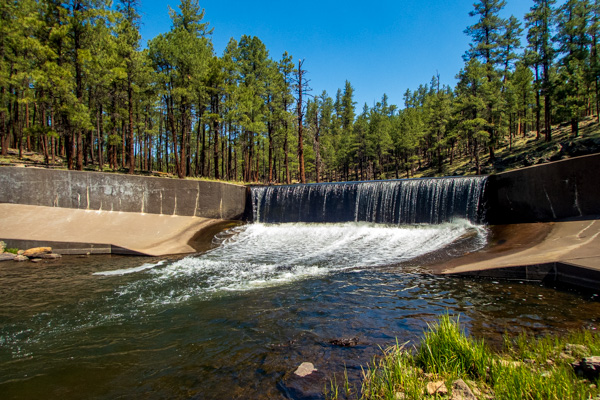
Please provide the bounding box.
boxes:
[1,0,599,182]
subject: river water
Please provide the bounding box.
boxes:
[1,221,600,399]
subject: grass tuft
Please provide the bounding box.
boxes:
[415,314,489,379]
[327,314,600,400]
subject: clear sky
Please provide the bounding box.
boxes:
[138,0,538,110]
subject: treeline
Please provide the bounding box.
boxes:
[1,0,599,183]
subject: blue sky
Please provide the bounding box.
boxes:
[138,0,538,109]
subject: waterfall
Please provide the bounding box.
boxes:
[250,176,487,224]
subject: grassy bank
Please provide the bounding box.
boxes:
[328,315,600,399]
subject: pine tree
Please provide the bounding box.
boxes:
[525,0,557,141]
[116,0,141,174]
[464,0,507,160]
[555,0,592,136]
[148,0,212,179]
[294,59,310,183]
[455,59,489,175]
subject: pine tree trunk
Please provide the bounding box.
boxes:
[544,95,552,142]
[284,125,290,184]
[571,118,579,137]
[213,115,219,180]
[268,121,273,183]
[297,61,306,184]
[128,75,134,174]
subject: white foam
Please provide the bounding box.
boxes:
[93,260,167,276]
[124,221,487,304]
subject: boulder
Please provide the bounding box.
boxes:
[14,255,28,262]
[572,356,600,379]
[452,379,477,400]
[565,344,589,356]
[23,247,52,258]
[0,253,16,261]
[427,381,448,396]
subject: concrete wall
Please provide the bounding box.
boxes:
[0,167,247,220]
[485,153,600,224]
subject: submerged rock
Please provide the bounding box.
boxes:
[329,337,359,347]
[40,253,62,259]
[279,362,325,400]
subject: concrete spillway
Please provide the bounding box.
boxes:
[0,168,247,256]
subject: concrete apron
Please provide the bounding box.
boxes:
[0,203,229,256]
[440,218,600,291]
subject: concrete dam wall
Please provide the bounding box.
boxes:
[0,168,247,256]
[0,167,247,219]
[485,153,600,224]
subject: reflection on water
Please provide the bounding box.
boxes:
[0,222,598,399]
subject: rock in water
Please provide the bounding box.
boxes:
[0,253,16,261]
[294,362,317,377]
[40,253,62,259]
[329,337,359,347]
[279,362,325,400]
[14,255,28,262]
[23,247,52,257]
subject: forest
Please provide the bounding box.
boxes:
[0,0,599,183]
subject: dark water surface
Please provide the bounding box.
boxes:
[1,222,599,399]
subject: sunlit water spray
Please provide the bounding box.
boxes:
[108,220,488,295]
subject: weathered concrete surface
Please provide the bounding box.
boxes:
[439,218,600,289]
[0,203,231,256]
[0,167,247,219]
[448,154,600,289]
[485,153,600,224]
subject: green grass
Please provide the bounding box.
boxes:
[327,314,600,400]
[415,315,489,379]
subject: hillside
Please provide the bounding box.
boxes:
[413,116,600,178]
[1,117,599,182]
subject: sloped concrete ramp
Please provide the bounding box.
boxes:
[0,203,230,256]
[438,218,600,290]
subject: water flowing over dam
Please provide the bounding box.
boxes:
[251,176,488,224]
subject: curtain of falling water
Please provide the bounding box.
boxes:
[251,176,487,224]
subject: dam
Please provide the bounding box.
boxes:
[0,154,599,399]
